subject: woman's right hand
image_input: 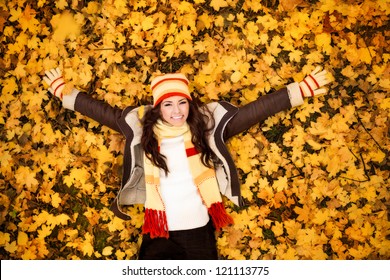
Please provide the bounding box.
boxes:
[43,68,66,99]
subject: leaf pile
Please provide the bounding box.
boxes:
[0,0,389,260]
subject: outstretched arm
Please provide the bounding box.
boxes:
[224,67,332,139]
[43,68,128,133]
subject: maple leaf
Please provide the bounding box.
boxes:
[84,207,100,226]
[271,221,284,237]
[15,166,39,193]
[18,5,40,34]
[142,16,154,31]
[312,208,330,225]
[315,33,332,55]
[294,204,312,223]
[272,176,288,192]
[56,0,68,9]
[50,12,82,42]
[197,13,212,30]
[107,216,125,232]
[84,1,100,14]
[51,192,62,208]
[210,0,228,11]
[37,224,53,240]
[63,168,84,187]
[280,0,304,11]
[0,149,12,174]
[17,231,28,246]
[288,49,303,62]
[80,233,95,257]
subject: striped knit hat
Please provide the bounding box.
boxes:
[151,73,191,106]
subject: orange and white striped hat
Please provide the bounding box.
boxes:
[151,73,191,106]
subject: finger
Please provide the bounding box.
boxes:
[313,76,327,87]
[313,88,327,96]
[45,70,55,80]
[54,67,62,76]
[49,68,60,78]
[311,66,322,76]
[320,78,332,87]
[314,69,328,78]
[43,76,51,86]
[317,75,332,87]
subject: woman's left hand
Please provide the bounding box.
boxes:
[299,66,332,97]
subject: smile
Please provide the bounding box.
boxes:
[171,116,184,120]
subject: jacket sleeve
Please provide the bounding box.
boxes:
[63,89,131,133]
[223,83,303,140]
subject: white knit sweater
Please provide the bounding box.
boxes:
[159,136,210,231]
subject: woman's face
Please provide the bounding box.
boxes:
[159,95,190,127]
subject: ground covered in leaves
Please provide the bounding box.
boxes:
[0,0,389,260]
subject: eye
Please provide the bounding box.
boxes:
[179,100,188,105]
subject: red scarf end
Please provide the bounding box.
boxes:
[208,202,234,231]
[142,209,169,239]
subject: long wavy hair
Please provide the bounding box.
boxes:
[141,98,215,175]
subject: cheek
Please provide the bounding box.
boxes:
[160,107,170,118]
[182,104,190,116]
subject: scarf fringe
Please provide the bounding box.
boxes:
[142,209,169,239]
[208,202,234,231]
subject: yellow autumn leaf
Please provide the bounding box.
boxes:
[271,221,284,237]
[230,71,242,83]
[294,204,311,223]
[0,232,11,246]
[51,192,62,208]
[102,246,114,256]
[306,139,323,150]
[17,231,28,246]
[51,12,82,42]
[15,166,39,193]
[81,233,94,257]
[358,47,375,64]
[210,0,228,11]
[107,216,125,232]
[142,16,155,31]
[37,224,53,239]
[53,214,70,226]
[312,209,329,225]
[380,98,390,110]
[272,176,288,192]
[2,77,18,95]
[84,1,100,14]
[63,167,90,187]
[315,33,332,55]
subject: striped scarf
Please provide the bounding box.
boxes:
[142,120,233,238]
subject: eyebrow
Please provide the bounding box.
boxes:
[161,98,187,104]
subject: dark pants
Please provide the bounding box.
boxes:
[138,220,218,260]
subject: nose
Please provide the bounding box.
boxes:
[173,103,181,114]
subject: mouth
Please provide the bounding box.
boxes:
[171,115,184,120]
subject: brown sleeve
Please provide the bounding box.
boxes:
[224,88,291,140]
[74,92,127,133]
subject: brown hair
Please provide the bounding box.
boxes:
[141,99,215,175]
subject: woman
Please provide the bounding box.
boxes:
[43,67,331,259]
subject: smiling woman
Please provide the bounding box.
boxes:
[159,96,190,127]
